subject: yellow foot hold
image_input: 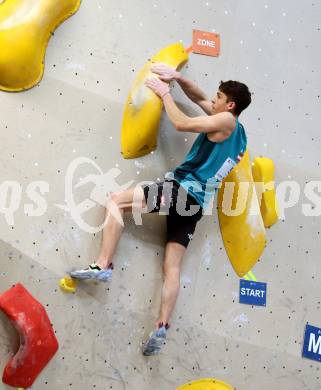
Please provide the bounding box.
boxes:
[59,277,77,293]
[252,156,279,228]
[121,42,189,159]
[0,0,81,92]
[177,378,234,390]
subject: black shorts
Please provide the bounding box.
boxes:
[141,180,203,248]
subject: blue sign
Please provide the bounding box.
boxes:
[302,324,321,362]
[239,279,267,306]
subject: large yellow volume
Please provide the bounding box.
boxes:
[121,42,188,159]
[217,150,266,277]
[0,0,81,92]
[252,156,279,228]
[177,378,234,390]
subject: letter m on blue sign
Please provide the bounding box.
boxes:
[302,324,321,362]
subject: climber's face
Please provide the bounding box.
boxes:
[211,90,236,114]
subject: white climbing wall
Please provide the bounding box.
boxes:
[0,0,320,389]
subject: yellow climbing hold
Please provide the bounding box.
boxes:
[217,150,266,277]
[251,156,279,228]
[59,277,77,293]
[121,42,189,159]
[0,0,81,91]
[177,378,234,390]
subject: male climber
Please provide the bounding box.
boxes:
[70,63,251,355]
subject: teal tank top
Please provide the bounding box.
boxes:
[166,117,247,208]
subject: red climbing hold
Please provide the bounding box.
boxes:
[0,283,59,388]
